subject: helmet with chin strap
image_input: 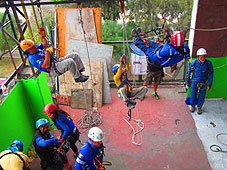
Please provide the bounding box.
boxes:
[43,103,58,114]
[20,39,35,52]
[171,31,185,47]
[88,127,104,142]
[196,48,207,56]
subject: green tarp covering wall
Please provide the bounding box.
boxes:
[0,73,53,153]
[187,57,227,99]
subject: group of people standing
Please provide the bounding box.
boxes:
[0,103,105,170]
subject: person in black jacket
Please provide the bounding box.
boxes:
[32,118,64,170]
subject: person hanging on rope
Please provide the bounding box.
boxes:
[19,28,89,83]
[132,30,190,69]
[0,140,30,170]
[186,48,213,114]
[74,127,105,170]
[33,118,65,169]
[112,55,148,109]
[43,103,80,158]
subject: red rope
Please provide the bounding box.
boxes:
[120,0,125,14]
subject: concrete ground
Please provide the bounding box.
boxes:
[30,86,227,170]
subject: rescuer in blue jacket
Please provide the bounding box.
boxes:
[74,127,105,170]
[186,48,214,114]
[134,31,190,67]
[19,28,89,83]
[44,103,80,157]
[32,118,64,169]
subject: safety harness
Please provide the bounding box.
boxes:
[87,142,105,170]
[189,59,210,92]
[0,151,26,170]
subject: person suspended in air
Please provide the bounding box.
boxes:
[132,29,190,69]
[20,28,89,83]
[112,55,148,109]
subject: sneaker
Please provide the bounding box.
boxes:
[131,29,137,37]
[136,27,142,36]
[190,106,195,112]
[124,102,135,109]
[152,92,159,100]
[74,75,89,83]
[197,107,202,115]
[129,99,136,106]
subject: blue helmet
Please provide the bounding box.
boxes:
[36,118,52,129]
[112,64,120,74]
[8,140,23,152]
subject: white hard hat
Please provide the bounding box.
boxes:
[196,48,207,56]
[88,127,104,142]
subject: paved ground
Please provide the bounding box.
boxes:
[30,86,227,170]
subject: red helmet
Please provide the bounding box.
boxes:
[171,31,185,47]
[43,103,58,114]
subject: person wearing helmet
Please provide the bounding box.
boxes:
[0,140,30,170]
[134,30,190,68]
[74,127,105,170]
[19,28,89,83]
[186,48,213,114]
[43,103,80,157]
[112,55,148,109]
[32,118,64,169]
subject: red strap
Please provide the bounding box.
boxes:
[120,0,124,14]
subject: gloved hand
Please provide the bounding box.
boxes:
[207,86,211,91]
[46,47,54,54]
[39,27,46,39]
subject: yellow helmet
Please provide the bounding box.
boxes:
[20,39,35,52]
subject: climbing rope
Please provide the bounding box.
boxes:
[76,110,103,134]
[77,7,103,131]
[120,99,144,146]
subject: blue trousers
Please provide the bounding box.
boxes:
[190,81,207,108]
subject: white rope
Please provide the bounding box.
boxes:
[166,19,227,32]
[120,100,144,146]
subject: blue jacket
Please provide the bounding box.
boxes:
[28,43,54,72]
[55,114,76,139]
[134,38,190,67]
[186,59,214,87]
[74,139,104,170]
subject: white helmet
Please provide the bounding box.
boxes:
[196,48,207,56]
[88,127,104,142]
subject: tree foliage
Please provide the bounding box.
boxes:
[55,0,122,20]
[126,0,192,38]
[0,12,18,52]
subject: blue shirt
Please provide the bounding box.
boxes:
[35,133,59,147]
[28,43,54,72]
[186,59,214,86]
[55,114,76,139]
[74,139,104,170]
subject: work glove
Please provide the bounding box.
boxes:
[39,27,46,39]
[46,47,54,54]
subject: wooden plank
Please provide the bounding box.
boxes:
[64,8,97,43]
[56,8,65,58]
[93,8,102,44]
[59,61,103,108]
[71,89,93,109]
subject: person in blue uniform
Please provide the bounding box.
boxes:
[186,48,213,114]
[44,103,80,157]
[19,28,88,83]
[74,127,105,170]
[134,31,190,67]
[33,118,64,169]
